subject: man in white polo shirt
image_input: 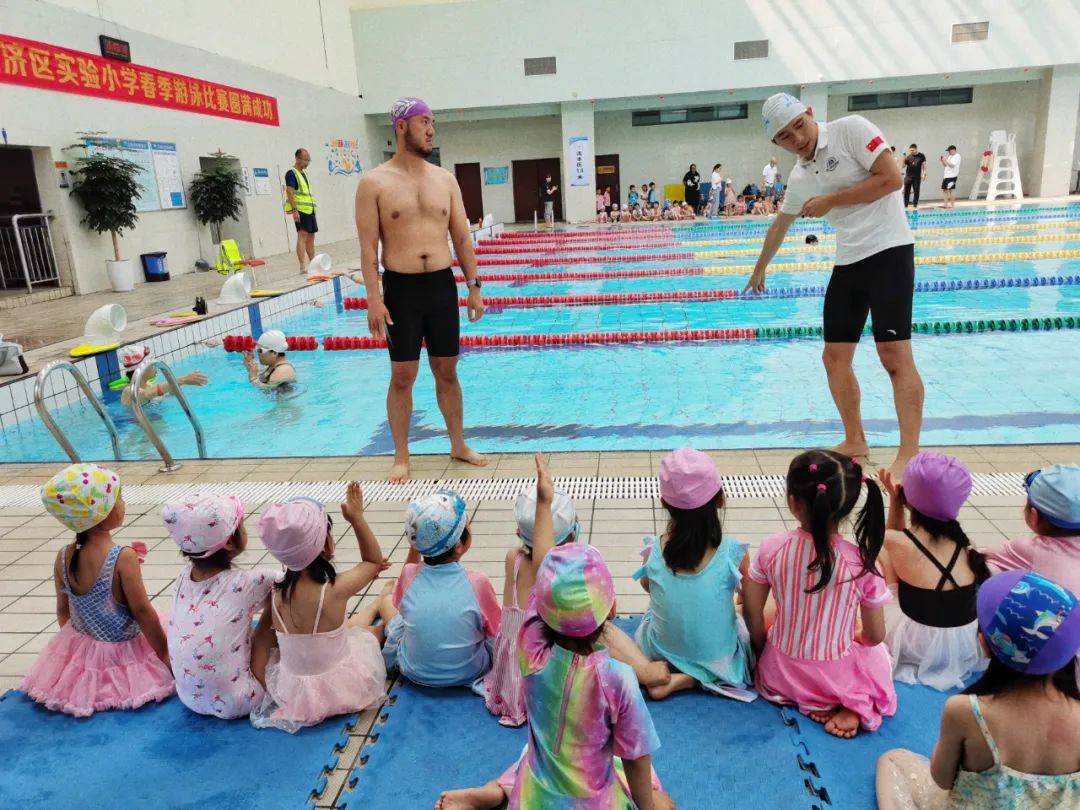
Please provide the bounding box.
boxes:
[762,157,779,198]
[745,93,924,479]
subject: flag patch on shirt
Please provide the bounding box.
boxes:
[866,135,884,152]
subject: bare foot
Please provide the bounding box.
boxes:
[829,440,870,459]
[434,783,505,810]
[647,672,696,700]
[824,707,861,739]
[888,449,918,484]
[388,458,410,484]
[639,660,671,688]
[808,706,840,725]
[450,447,489,468]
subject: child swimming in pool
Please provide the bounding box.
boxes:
[437,543,673,810]
[250,485,387,732]
[20,464,174,717]
[744,449,895,738]
[164,491,280,718]
[876,570,1080,809]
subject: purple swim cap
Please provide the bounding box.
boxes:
[902,452,972,522]
[390,97,433,126]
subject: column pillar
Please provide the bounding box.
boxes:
[1030,65,1080,198]
[560,101,596,224]
[799,83,830,122]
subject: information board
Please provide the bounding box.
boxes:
[150,142,185,208]
[83,137,185,211]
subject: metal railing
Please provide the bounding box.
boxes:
[0,212,61,293]
[33,360,122,462]
[129,359,207,472]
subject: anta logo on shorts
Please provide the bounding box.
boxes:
[866,135,884,152]
[825,157,840,172]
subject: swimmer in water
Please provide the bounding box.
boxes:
[118,346,207,407]
[242,329,297,390]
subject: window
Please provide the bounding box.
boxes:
[952,21,989,43]
[632,103,748,127]
[848,87,973,111]
[523,57,556,76]
[734,39,769,60]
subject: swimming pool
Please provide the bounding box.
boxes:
[1,204,1078,462]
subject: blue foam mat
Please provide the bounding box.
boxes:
[790,682,952,808]
[348,617,810,809]
[0,690,352,808]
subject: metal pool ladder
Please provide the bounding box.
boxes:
[130,358,207,472]
[34,360,122,462]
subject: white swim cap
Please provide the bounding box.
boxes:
[256,329,288,354]
[515,488,579,547]
[762,93,808,141]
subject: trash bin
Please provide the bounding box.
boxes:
[140,252,169,282]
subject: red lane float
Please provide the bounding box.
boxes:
[459,251,696,268]
[222,335,319,352]
[475,241,676,254]
[495,227,671,241]
[344,289,740,310]
[449,266,705,283]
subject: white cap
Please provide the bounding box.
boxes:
[256,329,288,354]
[762,93,808,141]
[515,488,579,547]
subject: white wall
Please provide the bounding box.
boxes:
[352,0,1080,111]
[1,0,380,293]
[40,0,360,93]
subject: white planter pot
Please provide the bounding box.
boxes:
[106,259,135,292]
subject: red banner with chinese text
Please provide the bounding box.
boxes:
[0,34,279,126]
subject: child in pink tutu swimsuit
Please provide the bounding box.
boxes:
[250,483,388,732]
[483,453,584,726]
[744,449,895,739]
[438,541,672,810]
[20,464,173,717]
[164,491,280,718]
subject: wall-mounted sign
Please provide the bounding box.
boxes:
[483,166,508,185]
[0,34,279,126]
[252,167,272,195]
[83,137,186,210]
[567,136,591,186]
[326,138,363,175]
[98,35,131,63]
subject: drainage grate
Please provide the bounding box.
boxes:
[0,473,1029,508]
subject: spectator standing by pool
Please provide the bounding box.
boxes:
[746,93,924,481]
[683,164,701,211]
[284,148,317,274]
[541,174,559,227]
[903,144,928,208]
[648,181,658,205]
[602,185,612,214]
[762,157,779,199]
[628,185,640,207]
[708,163,724,217]
[940,146,961,209]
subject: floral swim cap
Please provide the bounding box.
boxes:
[41,463,120,533]
[163,492,245,558]
[534,544,615,638]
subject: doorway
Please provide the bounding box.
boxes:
[511,158,562,223]
[0,145,63,293]
[595,154,620,209]
[455,163,483,223]
[199,156,252,256]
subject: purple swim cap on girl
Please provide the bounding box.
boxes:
[390,97,432,125]
[902,451,972,522]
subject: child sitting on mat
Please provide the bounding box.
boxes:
[876,570,1080,809]
[250,485,387,732]
[437,543,673,810]
[616,448,755,701]
[20,464,173,717]
[378,489,501,688]
[877,453,990,691]
[744,450,895,739]
[982,464,1080,594]
[164,491,280,718]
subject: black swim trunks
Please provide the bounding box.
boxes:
[294,212,318,233]
[823,243,915,343]
[941,178,957,191]
[382,268,460,362]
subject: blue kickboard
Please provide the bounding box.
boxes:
[348,617,810,809]
[791,682,952,809]
[0,690,352,808]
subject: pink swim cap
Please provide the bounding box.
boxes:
[258,497,328,571]
[902,452,971,522]
[390,97,432,126]
[659,448,723,510]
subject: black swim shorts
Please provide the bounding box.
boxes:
[941,178,957,191]
[381,267,460,362]
[294,212,318,233]
[823,243,915,343]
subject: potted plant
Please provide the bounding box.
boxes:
[68,150,142,292]
[189,166,244,255]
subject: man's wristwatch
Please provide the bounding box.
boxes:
[467,278,482,290]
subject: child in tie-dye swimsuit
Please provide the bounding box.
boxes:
[438,517,672,809]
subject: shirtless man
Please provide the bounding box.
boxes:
[354,97,486,483]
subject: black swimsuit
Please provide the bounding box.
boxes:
[897,530,977,628]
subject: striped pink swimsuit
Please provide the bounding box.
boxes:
[483,551,528,726]
[748,528,897,730]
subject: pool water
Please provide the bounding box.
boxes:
[2,209,1078,462]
